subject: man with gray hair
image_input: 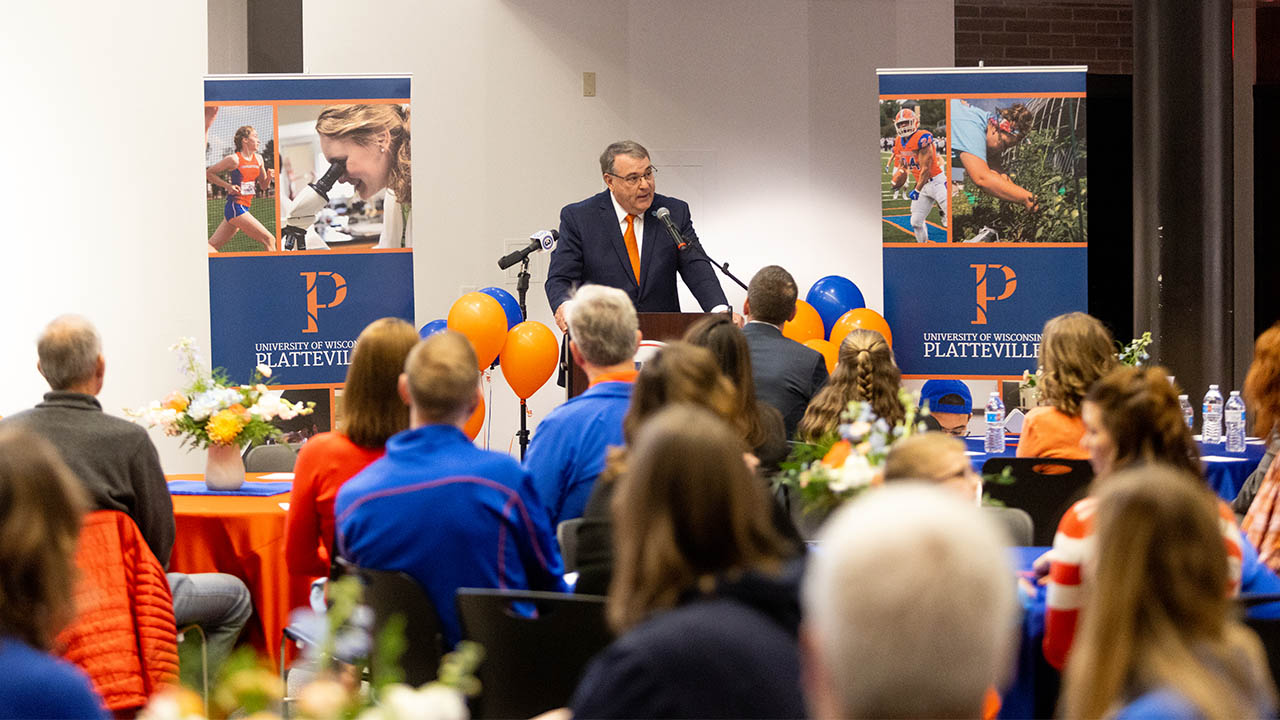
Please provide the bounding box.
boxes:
[801,484,1018,719]
[546,140,728,332]
[0,315,251,676]
[524,284,640,526]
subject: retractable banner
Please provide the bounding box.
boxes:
[877,66,1087,379]
[205,74,413,436]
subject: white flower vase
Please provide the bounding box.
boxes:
[205,443,246,491]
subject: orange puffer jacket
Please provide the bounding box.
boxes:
[55,510,179,712]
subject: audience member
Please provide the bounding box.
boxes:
[524,285,640,528]
[883,431,981,502]
[797,329,902,442]
[801,485,1017,719]
[741,266,829,438]
[286,317,418,578]
[0,315,251,675]
[335,331,564,647]
[0,428,107,719]
[1234,321,1280,517]
[570,405,805,719]
[684,314,788,470]
[1018,312,1116,460]
[574,342,801,595]
[1039,365,1280,670]
[1060,466,1275,720]
[917,378,972,436]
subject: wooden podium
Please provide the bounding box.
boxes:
[566,312,717,398]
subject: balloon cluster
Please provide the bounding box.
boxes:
[419,287,559,440]
[780,276,892,374]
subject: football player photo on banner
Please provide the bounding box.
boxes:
[877,66,1087,378]
[205,75,414,435]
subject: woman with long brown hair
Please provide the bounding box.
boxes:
[315,104,412,248]
[285,317,419,578]
[1018,311,1117,459]
[570,405,804,718]
[797,329,901,442]
[1060,466,1274,719]
[0,427,106,718]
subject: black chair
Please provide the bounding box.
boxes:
[981,457,1094,547]
[456,588,612,719]
[243,442,298,472]
[984,505,1035,546]
[556,518,584,573]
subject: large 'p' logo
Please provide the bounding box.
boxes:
[971,264,1017,325]
[302,271,347,333]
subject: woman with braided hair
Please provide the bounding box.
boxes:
[315,104,412,248]
[1018,312,1117,460]
[796,329,902,442]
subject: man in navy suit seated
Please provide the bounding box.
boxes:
[546,140,729,332]
[741,266,829,439]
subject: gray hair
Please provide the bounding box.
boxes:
[37,315,102,390]
[802,484,1017,719]
[564,285,639,367]
[599,140,650,175]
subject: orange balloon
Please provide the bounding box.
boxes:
[830,308,893,349]
[782,299,824,343]
[803,339,838,375]
[463,392,486,441]
[500,321,559,399]
[448,292,508,369]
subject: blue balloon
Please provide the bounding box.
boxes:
[805,276,866,337]
[418,319,448,339]
[480,286,523,330]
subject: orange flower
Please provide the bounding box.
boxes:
[227,403,252,421]
[162,391,188,412]
[206,408,245,445]
[822,440,853,469]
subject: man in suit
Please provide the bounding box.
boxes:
[741,266,829,438]
[546,140,729,332]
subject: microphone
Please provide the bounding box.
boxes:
[652,207,688,250]
[497,229,558,270]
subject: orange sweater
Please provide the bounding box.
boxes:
[1017,406,1089,460]
[285,432,384,578]
[55,510,178,712]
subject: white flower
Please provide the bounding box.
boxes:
[250,393,285,420]
[256,363,273,378]
[187,387,240,421]
[828,453,875,494]
[378,684,469,720]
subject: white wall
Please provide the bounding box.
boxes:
[0,3,210,470]
[303,0,953,451]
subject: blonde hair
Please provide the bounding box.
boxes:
[0,428,88,649]
[340,318,419,448]
[316,104,411,203]
[1060,465,1275,720]
[1038,312,1117,416]
[798,329,901,442]
[883,432,970,483]
[607,405,789,632]
[402,331,478,424]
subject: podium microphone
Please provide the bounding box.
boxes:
[498,229,558,270]
[652,207,688,250]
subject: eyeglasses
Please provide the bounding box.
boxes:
[606,167,657,187]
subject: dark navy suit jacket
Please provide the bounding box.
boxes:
[742,322,829,439]
[545,190,727,313]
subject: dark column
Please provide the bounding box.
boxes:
[248,0,302,74]
[1133,0,1234,396]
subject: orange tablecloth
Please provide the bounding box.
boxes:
[167,473,311,665]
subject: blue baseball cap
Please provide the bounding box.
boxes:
[920,379,972,415]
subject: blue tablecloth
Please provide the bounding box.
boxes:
[1001,546,1049,720]
[965,436,1266,502]
[167,480,293,496]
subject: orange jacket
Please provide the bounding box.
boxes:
[55,510,179,712]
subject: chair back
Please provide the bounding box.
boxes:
[556,518,583,573]
[981,457,1094,546]
[336,559,446,687]
[243,442,298,472]
[984,505,1035,546]
[456,588,612,719]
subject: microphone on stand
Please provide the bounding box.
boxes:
[497,229,559,270]
[652,207,689,250]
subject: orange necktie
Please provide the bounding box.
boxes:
[623,214,641,283]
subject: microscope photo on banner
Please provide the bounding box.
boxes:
[205,75,414,436]
[877,66,1087,379]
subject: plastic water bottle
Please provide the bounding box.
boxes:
[1202,385,1224,444]
[1178,394,1194,429]
[1226,391,1247,453]
[984,392,1006,453]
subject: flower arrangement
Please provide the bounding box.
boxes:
[776,389,927,514]
[127,338,313,449]
[1117,331,1153,367]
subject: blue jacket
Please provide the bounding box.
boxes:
[524,380,632,527]
[335,425,566,646]
[0,636,107,719]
